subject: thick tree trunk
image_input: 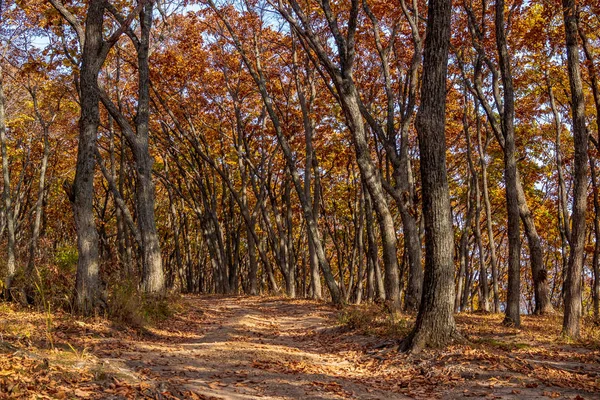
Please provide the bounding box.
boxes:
[72,1,106,314]
[135,1,164,294]
[495,0,521,327]
[562,0,588,338]
[401,0,459,353]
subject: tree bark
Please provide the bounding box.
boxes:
[562,0,588,338]
[475,109,500,312]
[25,89,52,281]
[466,100,489,312]
[495,0,521,327]
[132,1,164,294]
[72,1,107,314]
[590,155,600,320]
[455,179,474,313]
[400,0,459,353]
[0,70,16,294]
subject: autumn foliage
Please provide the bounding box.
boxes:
[0,0,599,396]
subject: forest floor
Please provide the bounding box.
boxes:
[0,295,599,399]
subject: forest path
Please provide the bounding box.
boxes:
[105,296,407,399]
[95,296,599,399]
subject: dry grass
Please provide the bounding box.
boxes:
[0,300,194,399]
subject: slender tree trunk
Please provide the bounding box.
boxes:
[208,6,342,303]
[476,113,500,312]
[579,16,600,322]
[466,101,489,312]
[548,78,570,309]
[397,147,423,311]
[456,180,474,313]
[401,0,459,353]
[355,189,365,304]
[562,0,588,338]
[364,185,385,302]
[590,155,600,320]
[247,220,258,295]
[466,1,551,315]
[26,95,51,280]
[0,72,16,294]
[339,84,401,312]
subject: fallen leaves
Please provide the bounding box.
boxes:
[0,296,598,400]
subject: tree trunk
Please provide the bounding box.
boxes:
[562,0,588,338]
[207,6,342,303]
[466,101,489,312]
[134,1,164,294]
[25,92,51,281]
[364,185,385,302]
[0,72,16,294]
[401,0,459,353]
[548,78,570,310]
[466,1,551,315]
[590,155,600,320]
[456,179,474,313]
[338,82,401,312]
[72,1,106,314]
[475,108,500,312]
[495,0,521,327]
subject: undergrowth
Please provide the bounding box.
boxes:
[338,303,412,338]
[107,282,183,329]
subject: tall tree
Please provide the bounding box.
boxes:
[562,0,588,338]
[400,0,459,353]
[49,0,142,313]
[99,0,165,294]
[495,0,521,327]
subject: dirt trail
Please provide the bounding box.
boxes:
[94,296,598,399]
[102,296,405,399]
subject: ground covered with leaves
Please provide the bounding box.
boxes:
[0,296,598,399]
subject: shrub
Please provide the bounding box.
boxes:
[107,281,181,328]
[338,304,411,338]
